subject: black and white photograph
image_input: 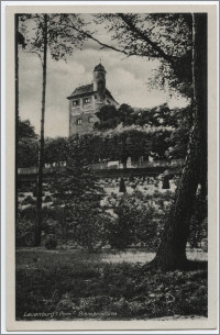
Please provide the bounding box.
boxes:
[2,2,218,333]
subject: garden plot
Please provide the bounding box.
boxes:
[16,176,206,252]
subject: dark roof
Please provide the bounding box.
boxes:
[67,84,118,105]
[106,89,119,105]
[93,63,106,72]
[67,84,94,99]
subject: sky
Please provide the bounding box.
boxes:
[19,16,189,138]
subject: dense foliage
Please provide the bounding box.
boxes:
[17,118,39,168]
[94,102,190,161]
[53,135,110,251]
[17,101,191,169]
[94,105,121,130]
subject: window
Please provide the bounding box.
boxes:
[77,119,82,125]
[84,97,91,104]
[72,100,79,107]
[88,116,94,123]
[94,95,97,100]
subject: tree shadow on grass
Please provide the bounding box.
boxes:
[183,260,207,271]
[142,259,208,272]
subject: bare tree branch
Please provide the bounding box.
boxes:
[118,13,176,65]
[63,16,161,59]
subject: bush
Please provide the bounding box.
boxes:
[162,191,175,202]
[106,193,162,249]
[110,192,118,200]
[44,234,57,250]
[119,178,126,193]
[133,189,144,201]
[44,195,53,203]
[22,195,35,205]
[107,198,136,249]
[72,209,110,252]
[16,220,35,247]
[162,176,170,189]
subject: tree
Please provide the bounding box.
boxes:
[16,17,28,222]
[15,17,27,126]
[54,135,108,250]
[77,128,152,168]
[118,104,135,126]
[17,138,39,168]
[95,105,120,130]
[35,14,48,247]
[75,13,207,269]
[17,118,39,168]
[18,118,37,139]
[108,198,136,250]
[164,107,191,160]
[19,14,87,245]
[44,137,68,165]
[152,14,207,269]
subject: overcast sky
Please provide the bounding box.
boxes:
[19,17,189,138]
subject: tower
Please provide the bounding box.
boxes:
[93,63,106,100]
[67,63,118,137]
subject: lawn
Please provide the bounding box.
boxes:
[16,247,207,320]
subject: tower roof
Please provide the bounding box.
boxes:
[93,63,106,72]
[67,83,94,99]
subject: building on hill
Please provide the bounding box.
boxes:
[67,63,119,137]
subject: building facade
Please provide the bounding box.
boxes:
[67,63,119,137]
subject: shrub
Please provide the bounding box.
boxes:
[162,190,174,201]
[22,195,35,205]
[16,220,35,247]
[44,234,57,250]
[134,210,158,247]
[119,178,126,193]
[162,176,170,189]
[44,195,53,203]
[107,198,137,249]
[133,189,144,201]
[110,192,118,199]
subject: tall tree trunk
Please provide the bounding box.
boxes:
[151,13,207,270]
[195,15,208,199]
[15,15,19,223]
[15,15,19,128]
[35,14,48,246]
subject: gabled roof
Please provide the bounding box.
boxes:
[67,84,119,105]
[67,84,94,100]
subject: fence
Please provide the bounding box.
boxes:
[17,158,184,180]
